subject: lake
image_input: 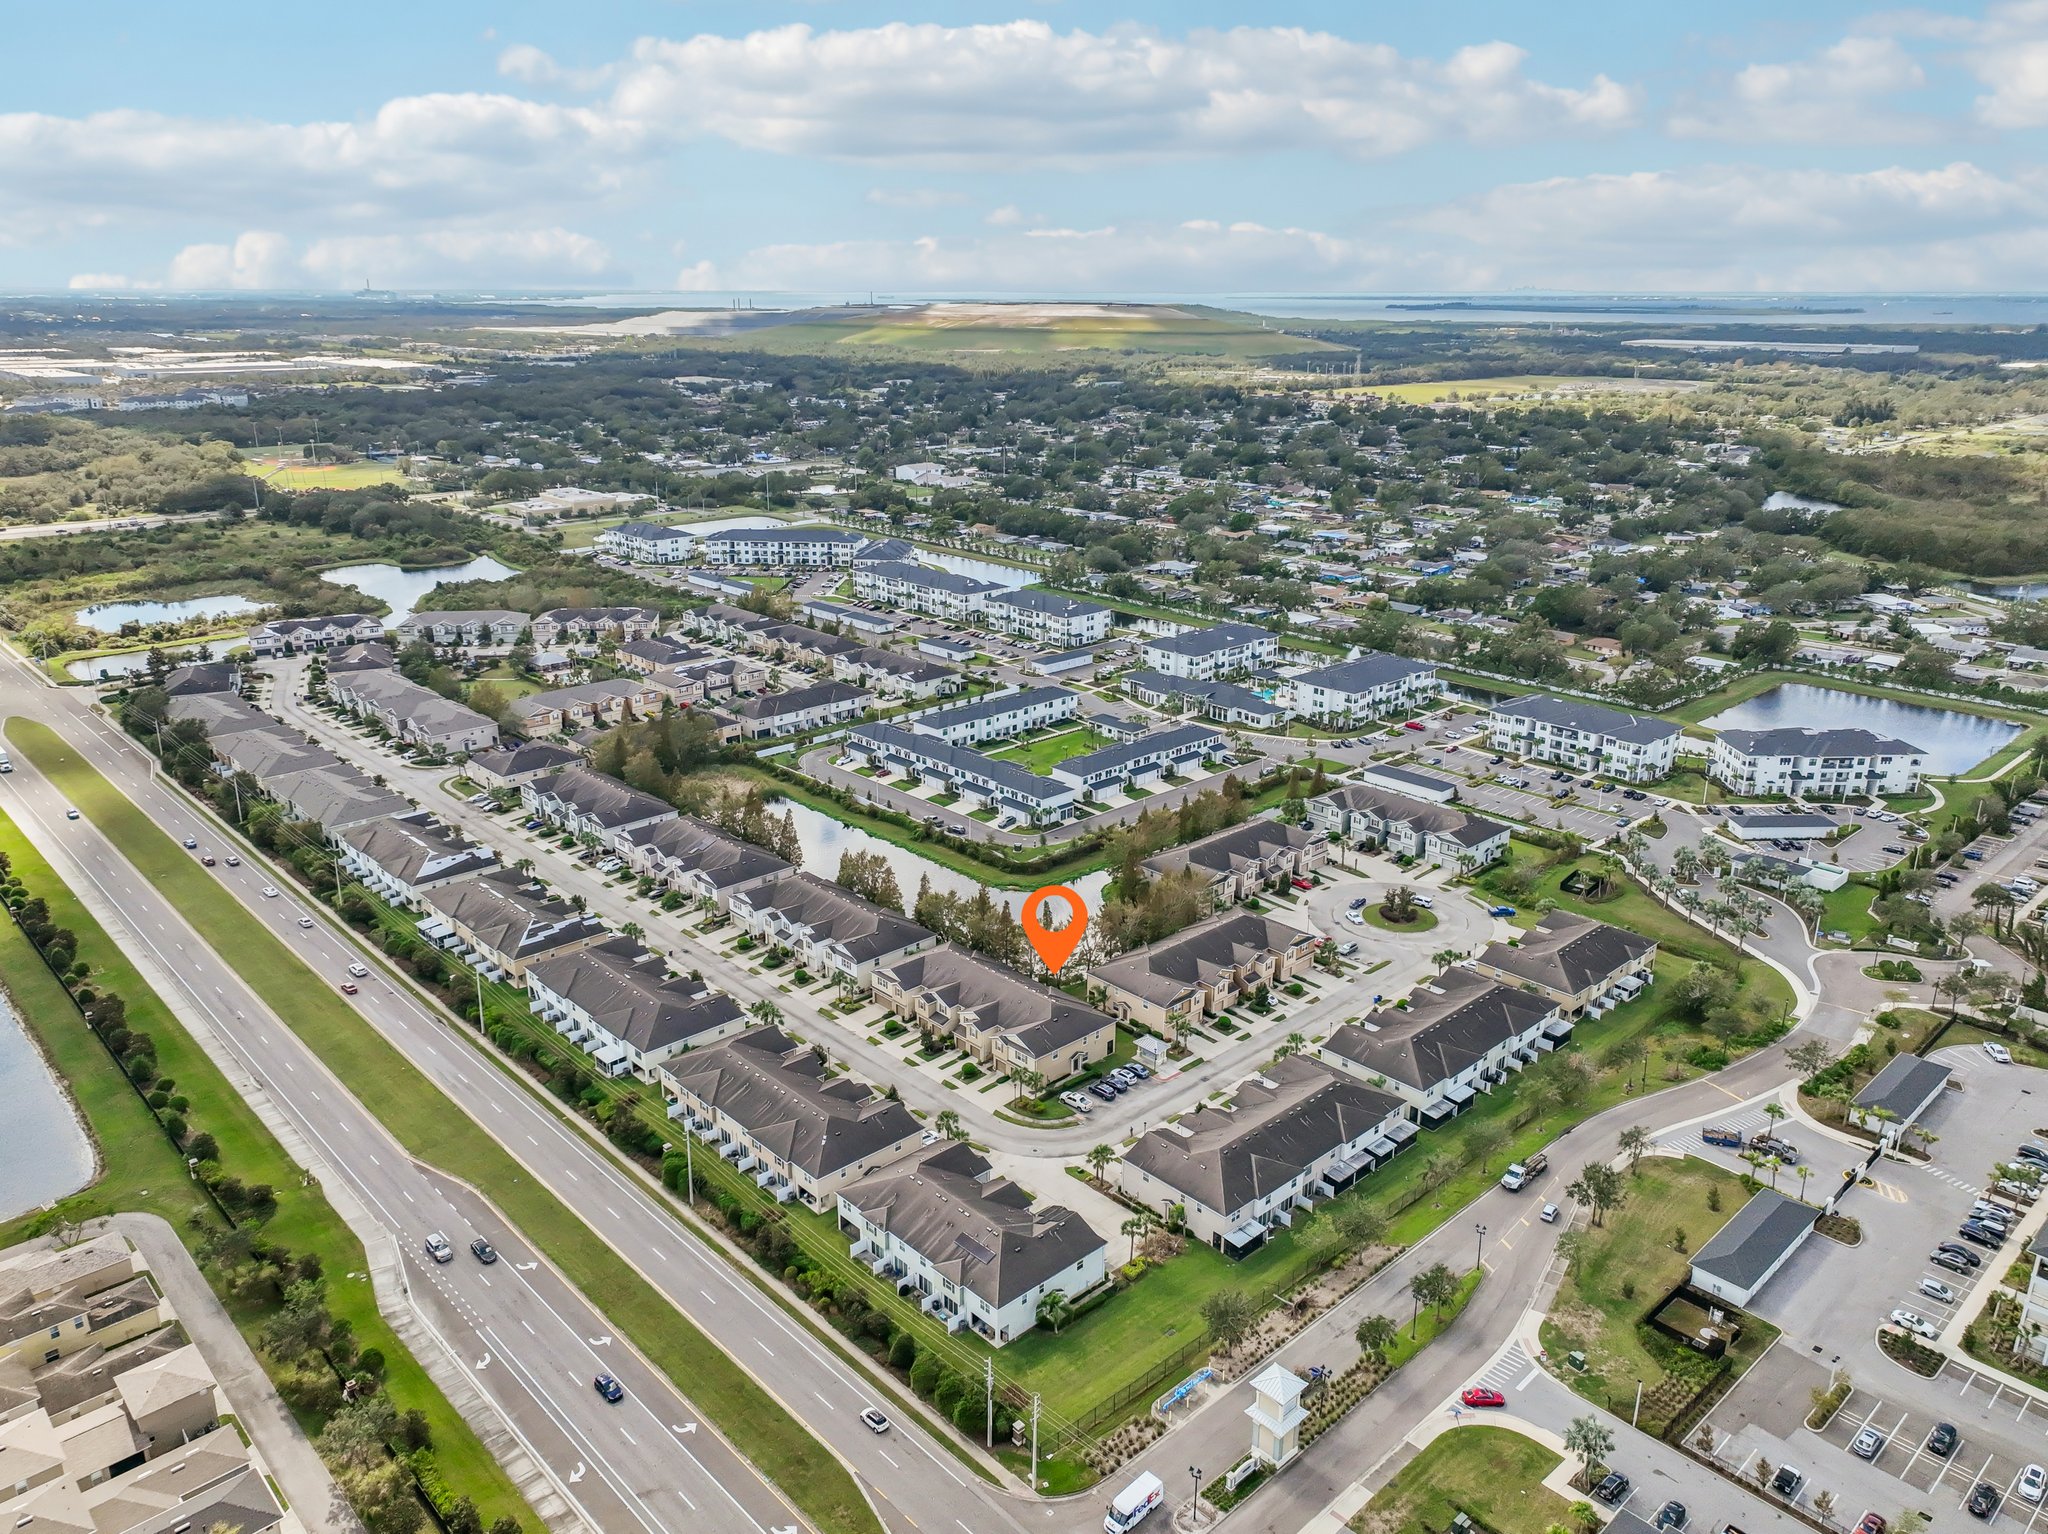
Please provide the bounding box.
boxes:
[1762,492,1842,514]
[68,638,240,682]
[76,594,265,633]
[919,550,1040,590]
[0,991,94,1222]
[774,798,1108,917]
[320,555,518,626]
[1701,682,2022,776]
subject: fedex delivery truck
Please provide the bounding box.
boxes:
[1104,1471,1165,1533]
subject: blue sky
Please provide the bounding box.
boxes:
[7,2,2046,295]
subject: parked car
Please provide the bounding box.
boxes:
[594,1374,624,1403]
[1338,941,1360,956]
[1958,1220,2007,1247]
[1856,1514,1886,1534]
[1654,1501,1686,1530]
[1985,1041,2015,1065]
[423,1233,453,1263]
[1060,1091,1094,1114]
[2021,1464,2046,1504]
[1125,1063,1150,1080]
[1920,1278,1958,1305]
[1772,1464,1804,1498]
[469,1238,497,1264]
[1459,1388,1505,1408]
[1088,1081,1119,1102]
[1934,1242,1983,1269]
[1888,1309,1939,1342]
[1488,905,1517,917]
[1290,876,1314,891]
[1927,1422,1959,1457]
[1593,1473,1631,1506]
[1968,1481,2001,1519]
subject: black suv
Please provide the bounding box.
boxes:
[1968,1481,2001,1519]
[1927,1422,1959,1457]
[1593,1473,1631,1506]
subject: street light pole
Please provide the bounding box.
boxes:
[1632,1377,1643,1428]
[1189,1466,1203,1530]
[1475,1222,1487,1272]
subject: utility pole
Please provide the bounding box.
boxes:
[985,1356,994,1448]
[1029,1393,1040,1492]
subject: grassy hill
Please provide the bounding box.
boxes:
[700,302,1342,360]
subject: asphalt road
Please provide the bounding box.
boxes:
[0,662,1030,1534]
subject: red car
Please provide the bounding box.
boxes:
[1403,720,1426,731]
[1290,877,1314,891]
[1856,1516,1887,1534]
[340,982,359,996]
[1459,1387,1505,1409]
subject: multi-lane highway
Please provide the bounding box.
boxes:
[0,658,1029,1534]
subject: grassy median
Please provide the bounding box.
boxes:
[0,806,537,1530]
[8,717,882,1534]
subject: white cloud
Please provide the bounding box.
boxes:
[1963,0,2048,125]
[1670,34,1930,141]
[75,226,621,292]
[611,21,1636,167]
[864,187,967,208]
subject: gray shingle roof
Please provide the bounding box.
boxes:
[419,869,604,965]
[984,588,1110,619]
[733,680,871,721]
[1121,1057,1403,1217]
[1288,653,1437,693]
[1718,726,1924,758]
[336,814,495,886]
[909,686,1075,733]
[527,765,676,830]
[842,1142,1105,1309]
[1140,818,1310,883]
[1493,693,1681,745]
[1143,621,1274,658]
[662,1026,920,1179]
[860,560,1001,596]
[1092,909,1320,1008]
[1123,669,1282,721]
[619,814,790,889]
[1853,1052,1953,1122]
[1312,782,1507,849]
[876,945,1112,1058]
[849,723,1074,807]
[737,872,934,962]
[1690,1188,1815,1295]
[1322,971,1555,1092]
[1477,911,1656,995]
[1052,723,1225,781]
[528,936,742,1054]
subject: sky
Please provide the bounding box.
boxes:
[10,1,2048,296]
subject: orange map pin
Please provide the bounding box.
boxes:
[1021,885,1088,976]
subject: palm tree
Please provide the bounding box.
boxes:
[1035,1289,1072,1334]
[1121,1216,1148,1264]
[1354,1313,1398,1367]
[1618,1125,1651,1175]
[936,1109,963,1141]
[748,997,783,1027]
[1086,1143,1115,1184]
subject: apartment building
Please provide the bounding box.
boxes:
[529,606,662,646]
[726,872,937,986]
[596,520,698,563]
[509,678,666,737]
[394,609,526,648]
[840,1142,1108,1345]
[1319,969,1563,1120]
[842,724,1078,827]
[852,561,1001,621]
[1138,819,1325,904]
[323,667,500,754]
[334,812,496,908]
[871,944,1116,1082]
[1471,910,1657,1019]
[1091,910,1321,1035]
[1139,621,1278,681]
[1118,1057,1407,1253]
[1305,783,1510,869]
[982,588,1114,647]
[1487,694,1680,782]
[520,764,677,843]
[732,680,872,738]
[528,936,745,1079]
[1049,724,1228,797]
[410,861,601,976]
[616,815,791,909]
[1279,653,1440,724]
[700,526,867,567]
[660,1026,925,1208]
[1123,669,1286,729]
[906,686,1078,747]
[1708,726,1927,798]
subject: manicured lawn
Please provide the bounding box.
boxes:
[1820,879,1882,943]
[1351,1426,1573,1534]
[1540,1155,1779,1437]
[9,720,882,1534]
[0,807,537,1530]
[986,726,1115,774]
[1358,904,1439,935]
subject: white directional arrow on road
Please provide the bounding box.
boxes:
[476,1354,490,1370]
[515,1262,537,1271]
[672,1423,696,1435]
[587,1334,612,1346]
[568,1464,586,1485]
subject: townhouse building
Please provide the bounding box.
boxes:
[596,520,698,563]
[732,680,872,738]
[799,599,899,638]
[324,640,392,674]
[1138,819,1325,904]
[616,814,791,909]
[871,944,1116,1083]
[323,667,500,754]
[1319,968,1563,1123]
[1708,726,1927,798]
[1305,783,1510,869]
[1487,694,1680,782]
[464,740,582,790]
[266,765,416,835]
[250,613,385,656]
[161,660,240,697]
[1090,910,1321,1036]
[394,609,526,649]
[660,1026,925,1208]
[417,868,609,982]
[509,677,666,737]
[1117,1057,1407,1253]
[1471,910,1656,1019]
[520,764,677,843]
[831,646,961,700]
[614,634,701,674]
[1279,653,1440,724]
[982,588,1114,647]
[840,1142,1108,1346]
[528,936,745,1080]
[334,812,496,908]
[852,561,1002,621]
[700,526,868,567]
[1123,669,1286,729]
[726,872,937,987]
[529,606,662,646]
[0,1234,167,1370]
[1139,621,1279,681]
[842,724,1078,827]
[1049,724,1228,797]
[907,686,1078,747]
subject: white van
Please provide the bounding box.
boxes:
[1105,1472,1164,1533]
